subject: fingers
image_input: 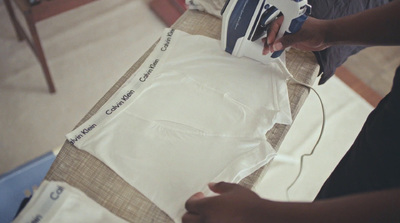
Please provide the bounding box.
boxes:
[182,212,203,223]
[274,34,295,52]
[185,192,205,214]
[262,38,273,55]
[267,16,284,45]
[208,182,237,194]
[185,182,236,213]
[264,31,299,55]
[183,182,244,222]
[263,16,284,55]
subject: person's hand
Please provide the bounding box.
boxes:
[262,16,332,55]
[182,182,265,223]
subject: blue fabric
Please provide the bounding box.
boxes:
[308,0,390,84]
[0,152,56,223]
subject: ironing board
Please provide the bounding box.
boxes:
[45,10,319,222]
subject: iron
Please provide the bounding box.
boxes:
[221,0,311,63]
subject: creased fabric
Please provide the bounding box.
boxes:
[66,28,292,222]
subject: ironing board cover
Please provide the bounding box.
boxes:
[45,10,319,223]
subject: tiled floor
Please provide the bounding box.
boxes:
[0,0,166,174]
[335,66,383,107]
[341,46,400,105]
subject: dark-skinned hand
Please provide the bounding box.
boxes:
[182,182,266,223]
[263,16,331,55]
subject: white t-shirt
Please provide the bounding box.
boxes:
[66,28,292,222]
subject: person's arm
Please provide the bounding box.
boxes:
[182,182,400,223]
[263,0,400,55]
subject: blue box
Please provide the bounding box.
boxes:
[0,152,56,223]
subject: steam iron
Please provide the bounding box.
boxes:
[221,0,311,64]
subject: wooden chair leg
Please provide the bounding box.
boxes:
[24,13,56,93]
[4,0,25,41]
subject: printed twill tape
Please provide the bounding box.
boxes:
[66,29,177,148]
[14,182,67,222]
[276,59,326,200]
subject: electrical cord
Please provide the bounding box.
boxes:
[277,59,326,201]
